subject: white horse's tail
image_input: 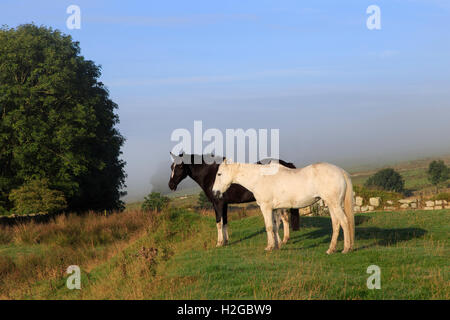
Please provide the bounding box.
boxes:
[342,170,355,248]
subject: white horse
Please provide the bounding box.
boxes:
[212,160,355,254]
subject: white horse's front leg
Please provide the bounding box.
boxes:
[273,210,282,247]
[261,205,278,251]
[216,218,224,247]
[223,223,229,245]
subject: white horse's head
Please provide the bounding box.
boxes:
[212,158,234,198]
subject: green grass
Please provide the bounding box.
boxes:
[154,210,449,299]
[7,208,448,300]
[125,193,199,211]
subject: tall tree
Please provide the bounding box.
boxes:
[0,24,126,212]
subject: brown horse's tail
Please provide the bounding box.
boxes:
[342,170,355,249]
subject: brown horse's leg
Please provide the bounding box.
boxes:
[290,209,300,231]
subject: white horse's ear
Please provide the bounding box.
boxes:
[170,151,176,159]
[224,158,233,164]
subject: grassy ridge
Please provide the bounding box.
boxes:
[1,208,448,299]
[0,210,156,299]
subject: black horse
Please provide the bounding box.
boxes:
[168,153,300,246]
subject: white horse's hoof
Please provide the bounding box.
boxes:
[216,241,224,247]
[341,248,351,254]
[265,246,275,251]
[326,248,336,255]
[282,238,289,244]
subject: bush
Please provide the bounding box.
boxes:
[0,202,8,216]
[141,192,170,212]
[364,168,405,193]
[427,160,449,187]
[8,179,67,215]
[197,192,213,209]
[353,185,402,204]
[431,192,450,201]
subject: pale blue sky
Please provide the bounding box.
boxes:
[2,1,450,200]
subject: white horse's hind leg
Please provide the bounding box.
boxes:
[273,210,282,248]
[329,204,351,253]
[326,213,340,254]
[280,209,290,244]
[261,204,278,251]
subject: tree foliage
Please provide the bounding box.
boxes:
[9,179,67,215]
[141,192,170,212]
[197,191,213,209]
[0,24,126,212]
[364,168,405,193]
[427,160,449,187]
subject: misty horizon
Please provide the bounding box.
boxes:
[3,1,449,202]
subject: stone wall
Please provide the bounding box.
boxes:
[353,197,420,212]
[354,197,450,212]
[298,195,449,216]
[423,199,450,210]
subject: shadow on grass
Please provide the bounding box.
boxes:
[227,215,426,251]
[353,227,427,249]
[228,215,375,246]
[290,215,427,250]
[298,215,372,229]
[228,215,370,246]
[228,228,265,245]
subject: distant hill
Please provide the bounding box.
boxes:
[125,154,450,205]
[350,155,450,193]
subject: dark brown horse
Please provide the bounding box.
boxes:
[168,153,299,246]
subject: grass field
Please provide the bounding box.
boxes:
[1,208,448,299]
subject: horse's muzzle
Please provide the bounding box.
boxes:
[168,181,177,191]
